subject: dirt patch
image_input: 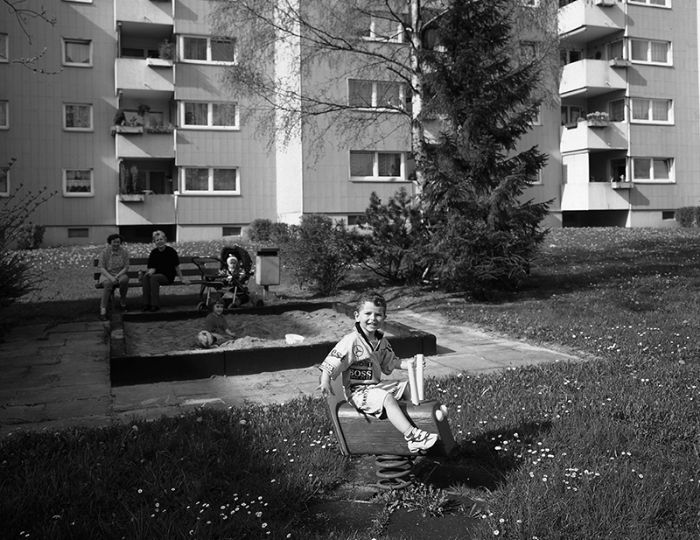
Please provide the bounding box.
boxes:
[124,308,392,355]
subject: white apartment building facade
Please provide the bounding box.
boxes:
[1,0,692,246]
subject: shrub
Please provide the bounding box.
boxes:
[675,207,700,227]
[247,218,274,242]
[280,214,357,295]
[359,189,429,284]
[0,181,56,307]
[14,223,45,250]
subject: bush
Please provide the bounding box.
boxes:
[280,215,357,295]
[359,189,429,284]
[675,207,700,227]
[247,218,274,242]
[14,223,45,250]
[0,182,56,307]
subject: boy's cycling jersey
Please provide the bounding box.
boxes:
[320,324,401,389]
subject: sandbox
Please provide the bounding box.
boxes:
[110,302,436,386]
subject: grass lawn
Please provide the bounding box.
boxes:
[0,228,699,539]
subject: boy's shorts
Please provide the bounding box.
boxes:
[348,381,408,417]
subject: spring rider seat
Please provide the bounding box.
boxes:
[325,355,456,489]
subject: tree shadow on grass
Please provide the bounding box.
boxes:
[414,420,553,492]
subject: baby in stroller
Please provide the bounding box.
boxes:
[218,245,254,309]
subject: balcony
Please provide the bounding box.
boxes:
[116,194,177,226]
[559,0,625,45]
[559,59,626,98]
[115,0,173,27]
[560,182,632,211]
[115,129,175,159]
[560,120,628,154]
[115,57,173,98]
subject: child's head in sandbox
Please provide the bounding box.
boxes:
[212,298,225,316]
[354,291,387,336]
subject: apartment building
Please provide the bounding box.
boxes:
[1,1,558,246]
[558,0,700,227]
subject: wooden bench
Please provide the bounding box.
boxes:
[93,256,207,290]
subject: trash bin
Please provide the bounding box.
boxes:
[255,247,280,286]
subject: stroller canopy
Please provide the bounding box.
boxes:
[220,245,253,277]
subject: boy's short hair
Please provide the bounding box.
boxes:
[355,291,387,313]
[213,298,225,306]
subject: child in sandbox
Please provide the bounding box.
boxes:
[204,299,236,345]
[318,291,438,453]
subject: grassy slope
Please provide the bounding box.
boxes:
[1,229,699,539]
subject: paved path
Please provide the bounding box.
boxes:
[0,310,585,436]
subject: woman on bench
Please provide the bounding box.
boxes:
[97,233,130,320]
[141,230,190,312]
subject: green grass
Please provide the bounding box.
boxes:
[1,228,700,538]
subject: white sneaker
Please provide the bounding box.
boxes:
[405,428,438,453]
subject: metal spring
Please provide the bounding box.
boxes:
[374,454,414,490]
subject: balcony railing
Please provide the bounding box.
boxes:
[115,57,174,96]
[560,120,627,153]
[560,182,631,211]
[115,130,175,159]
[559,0,625,44]
[116,0,173,26]
[559,59,626,98]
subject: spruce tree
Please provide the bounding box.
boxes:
[419,0,551,294]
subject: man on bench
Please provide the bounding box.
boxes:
[141,230,190,312]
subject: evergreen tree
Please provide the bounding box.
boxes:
[419,0,552,294]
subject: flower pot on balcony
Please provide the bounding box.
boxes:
[609,58,631,68]
[611,182,633,190]
[119,193,145,202]
[587,119,610,128]
[111,125,144,136]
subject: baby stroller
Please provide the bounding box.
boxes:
[218,245,255,309]
[192,256,228,312]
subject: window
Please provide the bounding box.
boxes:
[0,167,9,196]
[560,49,581,66]
[63,103,93,131]
[361,13,403,43]
[348,80,405,109]
[607,40,624,60]
[222,226,242,237]
[630,39,671,65]
[0,33,7,62]
[609,99,625,122]
[181,102,238,128]
[561,105,582,126]
[520,42,537,63]
[349,151,412,181]
[180,36,235,64]
[662,210,675,220]
[629,0,670,7]
[531,106,542,126]
[63,169,94,196]
[0,100,8,128]
[181,167,240,194]
[67,228,89,238]
[62,38,92,66]
[630,98,672,123]
[632,158,673,183]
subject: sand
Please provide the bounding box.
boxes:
[124,308,383,355]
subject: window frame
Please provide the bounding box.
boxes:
[179,35,236,65]
[631,157,674,183]
[0,167,9,197]
[347,79,406,111]
[0,33,7,63]
[361,12,404,43]
[349,151,410,182]
[628,0,671,8]
[629,97,673,124]
[608,99,625,122]
[62,169,94,197]
[62,38,93,67]
[63,103,93,131]
[0,100,8,129]
[629,38,672,66]
[180,167,240,195]
[179,101,239,129]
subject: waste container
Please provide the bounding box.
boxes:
[255,247,280,286]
